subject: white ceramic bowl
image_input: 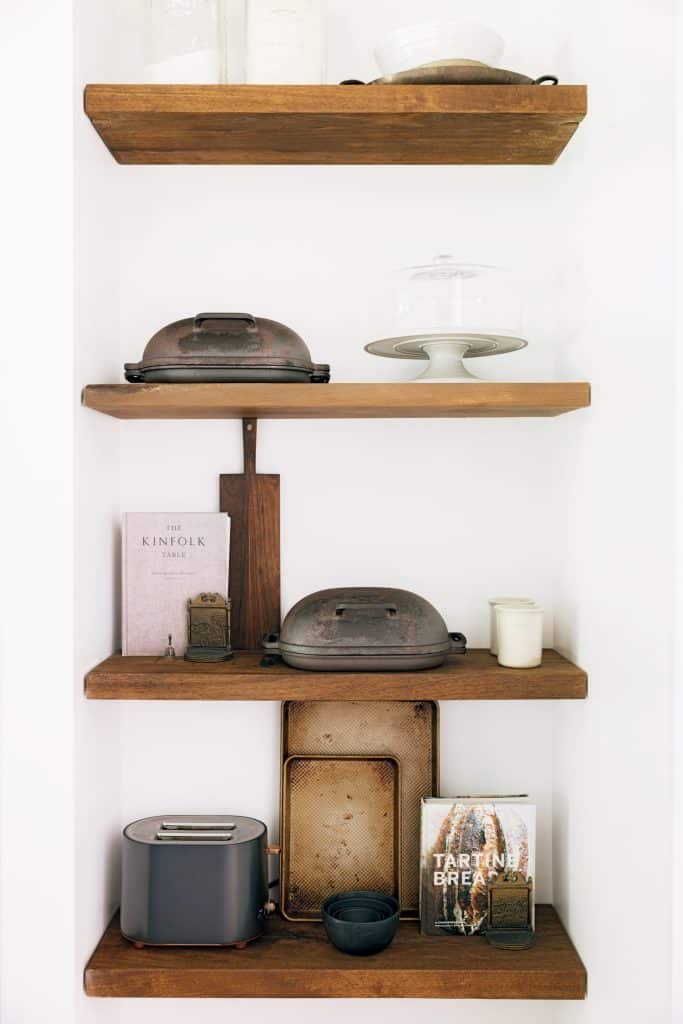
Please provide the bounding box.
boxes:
[375,21,505,77]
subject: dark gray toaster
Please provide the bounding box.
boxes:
[121,815,270,948]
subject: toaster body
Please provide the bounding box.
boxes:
[121,815,269,947]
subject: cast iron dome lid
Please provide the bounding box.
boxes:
[279,587,454,656]
[124,312,330,383]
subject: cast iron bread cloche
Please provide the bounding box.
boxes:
[124,312,330,384]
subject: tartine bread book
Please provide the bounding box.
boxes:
[122,513,230,657]
[420,796,535,936]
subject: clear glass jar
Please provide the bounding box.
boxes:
[246,0,325,84]
[144,0,225,84]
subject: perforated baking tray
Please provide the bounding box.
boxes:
[281,701,438,917]
[280,755,400,922]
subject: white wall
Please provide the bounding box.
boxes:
[0,1,676,1022]
[552,3,675,1022]
[74,0,127,1019]
[0,3,77,1022]
[675,4,683,1020]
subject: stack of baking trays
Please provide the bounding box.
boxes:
[279,700,439,920]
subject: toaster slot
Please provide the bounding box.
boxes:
[156,830,234,841]
[160,821,236,831]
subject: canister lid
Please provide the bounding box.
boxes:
[124,814,266,846]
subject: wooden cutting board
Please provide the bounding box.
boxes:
[220,418,280,651]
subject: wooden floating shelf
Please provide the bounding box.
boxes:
[85,906,586,999]
[84,84,586,166]
[85,649,587,702]
[82,382,591,420]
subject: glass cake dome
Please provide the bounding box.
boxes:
[365,256,528,382]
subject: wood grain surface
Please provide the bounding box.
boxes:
[84,649,587,701]
[84,905,587,999]
[219,419,280,650]
[84,85,587,165]
[82,382,591,420]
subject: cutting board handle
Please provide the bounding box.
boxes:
[242,418,257,476]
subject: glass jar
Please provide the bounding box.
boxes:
[246,0,325,84]
[144,0,225,84]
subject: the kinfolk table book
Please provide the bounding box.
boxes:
[122,513,230,657]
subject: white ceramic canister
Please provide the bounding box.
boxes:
[246,0,325,83]
[495,605,544,669]
[488,597,536,656]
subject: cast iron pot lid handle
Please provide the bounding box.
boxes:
[335,602,398,617]
[194,313,258,330]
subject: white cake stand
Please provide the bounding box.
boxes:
[364,333,528,383]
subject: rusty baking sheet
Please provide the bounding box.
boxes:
[282,701,438,917]
[280,755,400,922]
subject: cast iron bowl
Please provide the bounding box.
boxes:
[322,892,400,956]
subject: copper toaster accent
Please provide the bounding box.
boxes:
[280,755,400,922]
[281,701,438,918]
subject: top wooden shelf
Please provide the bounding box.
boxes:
[84,84,587,165]
[82,382,590,420]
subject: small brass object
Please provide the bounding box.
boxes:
[485,872,535,950]
[185,593,233,663]
[163,634,176,659]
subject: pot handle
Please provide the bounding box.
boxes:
[262,633,280,651]
[194,313,258,330]
[124,363,144,382]
[533,75,559,86]
[335,603,398,617]
[311,363,331,383]
[449,632,467,654]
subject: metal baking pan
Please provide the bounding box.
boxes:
[282,701,438,917]
[280,755,400,922]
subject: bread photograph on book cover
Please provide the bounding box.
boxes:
[420,796,535,936]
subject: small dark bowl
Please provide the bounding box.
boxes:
[332,907,384,923]
[322,891,400,956]
[325,892,397,919]
[326,895,395,919]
